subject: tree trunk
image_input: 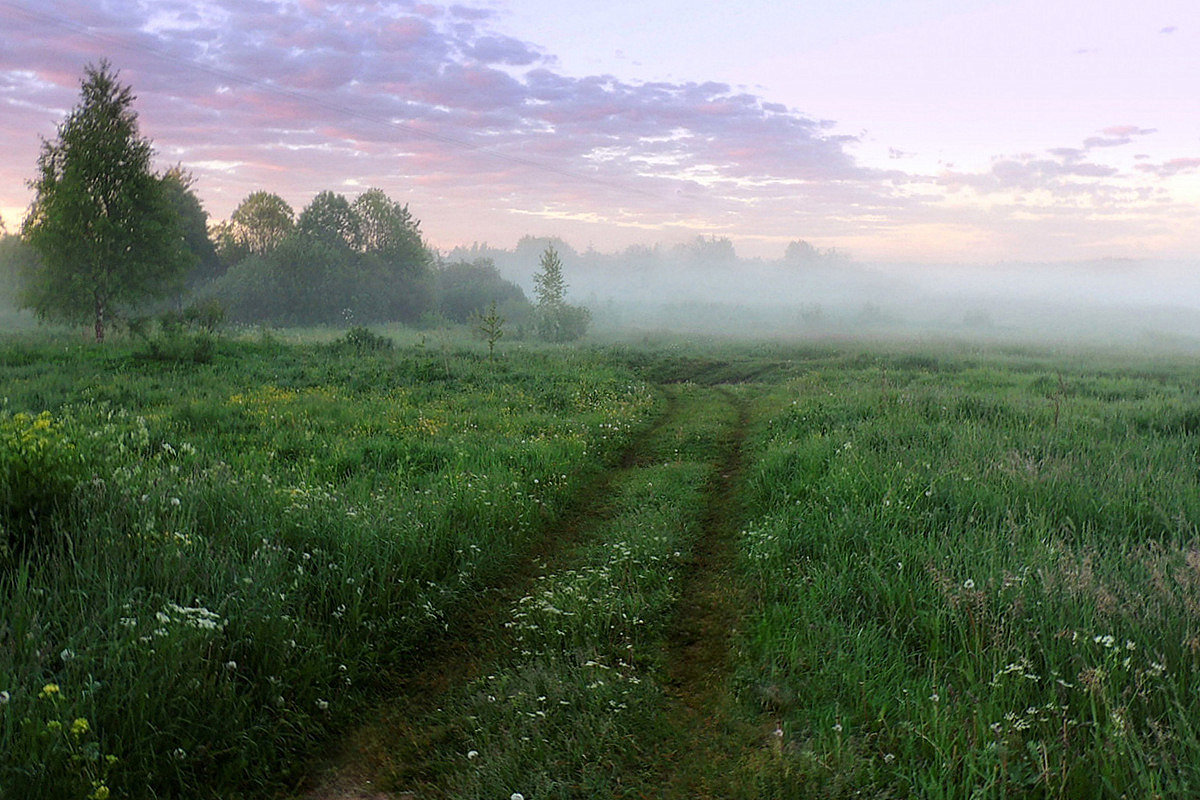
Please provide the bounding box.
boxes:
[94,295,105,343]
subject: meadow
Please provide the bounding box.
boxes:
[3,329,1200,798]
[0,329,653,799]
[734,344,1200,798]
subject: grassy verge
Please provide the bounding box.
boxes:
[0,336,654,799]
[733,351,1200,797]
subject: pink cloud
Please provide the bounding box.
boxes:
[1136,158,1200,178]
[1,0,1196,263]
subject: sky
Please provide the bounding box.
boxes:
[0,0,1197,262]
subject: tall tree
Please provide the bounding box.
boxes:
[351,188,425,264]
[226,191,294,256]
[161,166,221,287]
[297,190,359,249]
[21,61,190,341]
[532,244,589,342]
[533,244,566,308]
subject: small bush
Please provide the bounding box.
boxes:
[335,326,393,353]
[128,305,223,364]
[536,304,591,343]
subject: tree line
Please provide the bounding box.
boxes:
[2,62,588,343]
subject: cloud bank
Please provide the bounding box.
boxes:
[1,0,1198,261]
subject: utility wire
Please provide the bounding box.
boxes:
[0,0,660,200]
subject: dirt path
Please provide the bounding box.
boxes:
[293,391,682,799]
[649,387,761,799]
[294,384,765,800]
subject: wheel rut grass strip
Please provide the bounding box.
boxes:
[292,390,681,799]
[648,387,765,800]
[363,384,739,799]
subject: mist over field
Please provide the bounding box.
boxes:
[446,236,1200,346]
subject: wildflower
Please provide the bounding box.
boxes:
[963,579,975,590]
[511,794,525,800]
[169,497,181,507]
[832,723,843,733]
[39,683,60,699]
[467,750,479,759]
[173,748,187,760]
[930,692,940,702]
[46,720,63,732]
[224,660,238,671]
[316,699,329,710]
[71,717,90,737]
[0,691,9,704]
[89,784,110,800]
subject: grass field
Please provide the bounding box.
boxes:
[3,330,1200,798]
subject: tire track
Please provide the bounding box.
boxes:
[293,391,681,799]
[648,387,762,800]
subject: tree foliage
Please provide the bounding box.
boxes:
[21,61,191,341]
[436,258,528,324]
[0,233,37,307]
[225,191,294,258]
[532,245,589,342]
[211,187,432,325]
[297,191,359,249]
[533,245,566,308]
[473,300,505,361]
[161,166,221,287]
[351,188,424,261]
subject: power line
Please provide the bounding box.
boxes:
[0,0,660,200]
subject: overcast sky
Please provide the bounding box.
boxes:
[1,0,1197,261]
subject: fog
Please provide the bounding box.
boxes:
[447,237,1200,349]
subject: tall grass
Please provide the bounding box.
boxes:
[0,336,654,799]
[409,386,738,799]
[735,353,1200,798]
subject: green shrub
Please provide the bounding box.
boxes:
[335,325,393,353]
[0,411,84,560]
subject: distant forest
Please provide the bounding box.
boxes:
[1,182,846,334]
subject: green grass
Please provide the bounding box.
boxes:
[393,385,739,799]
[733,349,1200,798]
[0,335,654,799]
[8,330,1200,799]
